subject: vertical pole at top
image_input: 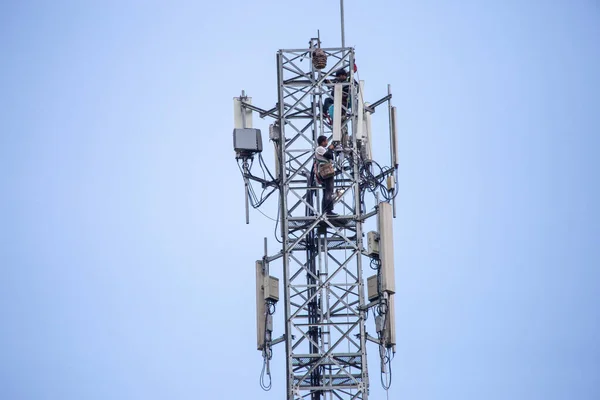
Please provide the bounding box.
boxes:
[340,0,345,48]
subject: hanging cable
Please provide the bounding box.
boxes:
[375,292,393,391]
[237,159,278,209]
[260,326,273,392]
[274,198,282,243]
[259,345,272,391]
[259,152,277,182]
[256,208,278,222]
[260,300,275,391]
[380,346,392,390]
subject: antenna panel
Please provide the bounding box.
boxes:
[234,97,253,129]
[391,106,398,167]
[356,80,365,138]
[256,260,266,350]
[332,84,343,142]
[363,104,373,161]
[273,143,280,179]
[378,202,395,294]
[384,294,396,348]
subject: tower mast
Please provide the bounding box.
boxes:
[233,37,398,400]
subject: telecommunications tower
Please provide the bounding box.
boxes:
[232,35,399,399]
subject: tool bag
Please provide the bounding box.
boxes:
[318,162,335,179]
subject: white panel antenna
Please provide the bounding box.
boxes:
[384,294,396,349]
[378,202,395,294]
[363,103,373,161]
[391,106,398,168]
[356,80,365,139]
[270,123,281,178]
[255,260,266,350]
[234,97,253,129]
[273,145,280,180]
[332,84,343,142]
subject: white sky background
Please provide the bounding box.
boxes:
[0,1,599,399]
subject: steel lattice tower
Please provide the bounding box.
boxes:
[233,39,398,400]
[278,43,367,399]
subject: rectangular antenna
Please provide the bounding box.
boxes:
[273,144,280,180]
[384,294,396,348]
[234,97,253,129]
[332,84,343,142]
[356,81,365,139]
[378,202,395,294]
[363,103,373,161]
[391,106,398,168]
[255,260,266,350]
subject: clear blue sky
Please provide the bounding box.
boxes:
[1,1,598,399]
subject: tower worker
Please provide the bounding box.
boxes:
[322,97,334,124]
[325,69,359,147]
[323,68,354,120]
[329,68,359,112]
[314,135,337,216]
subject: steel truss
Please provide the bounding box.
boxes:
[236,39,397,399]
[274,43,369,400]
